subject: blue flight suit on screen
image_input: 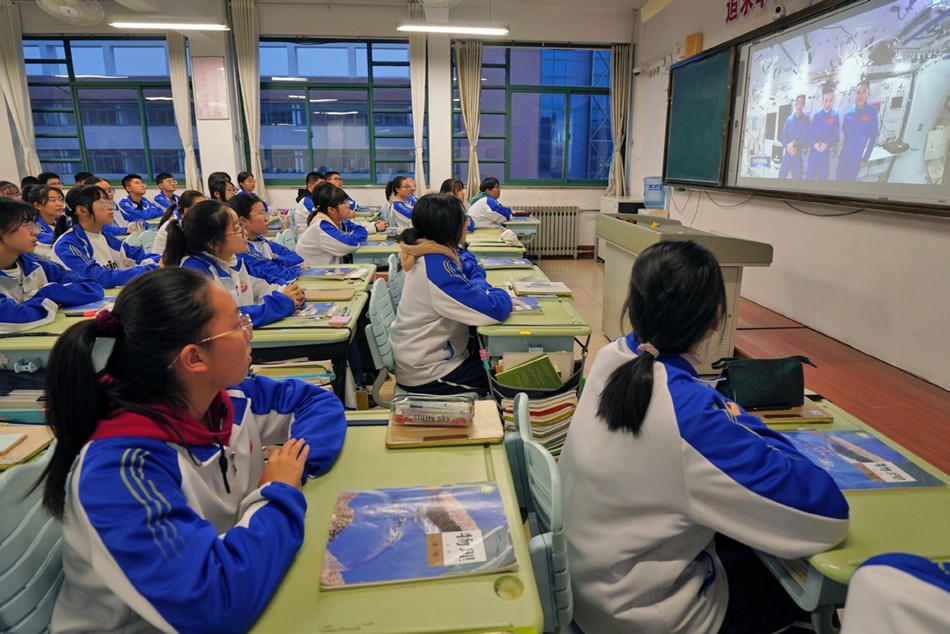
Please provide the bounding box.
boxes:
[806,109,839,180]
[778,112,810,179]
[835,103,880,181]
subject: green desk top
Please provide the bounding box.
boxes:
[296,264,376,292]
[504,216,541,226]
[250,425,543,634]
[478,298,591,337]
[775,401,950,584]
[485,266,549,289]
[251,293,368,345]
[355,242,400,255]
[469,244,526,257]
[0,312,89,351]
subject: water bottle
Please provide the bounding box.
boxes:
[643,176,666,209]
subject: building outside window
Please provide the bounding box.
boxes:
[453,46,612,186]
[24,38,197,183]
[258,40,423,186]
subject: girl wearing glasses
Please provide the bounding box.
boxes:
[164,199,304,327]
[229,193,303,284]
[386,176,415,230]
[37,267,346,632]
[0,198,103,333]
[53,185,159,288]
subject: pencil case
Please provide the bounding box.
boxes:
[712,356,816,410]
[390,394,475,427]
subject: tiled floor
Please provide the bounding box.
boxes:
[537,258,950,473]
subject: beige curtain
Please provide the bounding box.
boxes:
[0,0,42,175]
[229,0,267,201]
[606,43,633,197]
[455,41,482,198]
[166,32,201,191]
[408,2,427,192]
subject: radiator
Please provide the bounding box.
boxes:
[520,206,578,259]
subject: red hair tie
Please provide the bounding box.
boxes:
[95,309,122,337]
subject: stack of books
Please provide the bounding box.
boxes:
[500,391,578,457]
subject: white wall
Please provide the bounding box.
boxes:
[631,0,950,390]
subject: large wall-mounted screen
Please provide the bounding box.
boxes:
[728,0,950,208]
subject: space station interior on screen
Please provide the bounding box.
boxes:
[732,0,950,204]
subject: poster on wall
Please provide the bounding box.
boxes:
[192,56,230,120]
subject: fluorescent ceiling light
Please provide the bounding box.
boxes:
[272,76,307,82]
[110,21,229,31]
[324,111,358,116]
[397,24,508,36]
[55,74,128,79]
[288,95,306,99]
[310,98,338,103]
[145,96,174,101]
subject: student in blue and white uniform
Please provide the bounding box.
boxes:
[296,183,368,266]
[559,240,850,634]
[54,185,159,289]
[84,176,137,239]
[325,171,358,210]
[0,198,103,333]
[229,193,303,284]
[293,171,325,233]
[236,171,269,213]
[840,553,950,633]
[23,184,64,257]
[390,193,512,396]
[153,171,180,210]
[440,178,476,232]
[209,176,237,203]
[37,267,346,633]
[164,199,304,327]
[386,176,415,230]
[150,189,206,260]
[406,177,418,205]
[117,173,164,225]
[468,176,512,226]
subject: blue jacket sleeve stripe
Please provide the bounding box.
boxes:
[425,255,512,322]
[487,197,512,220]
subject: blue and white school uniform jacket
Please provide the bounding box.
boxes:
[153,191,179,210]
[468,194,512,225]
[840,553,950,633]
[389,249,512,386]
[53,375,346,634]
[295,212,368,266]
[53,224,159,288]
[240,236,304,285]
[181,252,294,327]
[559,333,850,634]
[117,195,164,225]
[236,188,269,213]
[149,212,181,260]
[390,200,414,229]
[293,197,314,234]
[0,254,104,333]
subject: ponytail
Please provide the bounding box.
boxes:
[163,199,231,266]
[52,214,71,241]
[163,219,188,266]
[597,354,656,435]
[158,189,205,227]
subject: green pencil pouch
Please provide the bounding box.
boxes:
[712,356,816,410]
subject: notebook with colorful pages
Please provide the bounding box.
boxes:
[510,279,572,297]
[510,297,543,314]
[479,257,533,269]
[386,400,504,449]
[321,481,517,589]
[300,266,366,280]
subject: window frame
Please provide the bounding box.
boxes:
[24,36,192,184]
[452,44,612,186]
[256,38,426,187]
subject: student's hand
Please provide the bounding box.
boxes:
[282,283,305,307]
[375,220,388,232]
[259,438,310,489]
[157,258,165,268]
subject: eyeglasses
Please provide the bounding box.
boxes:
[195,313,253,345]
[226,224,247,237]
[95,200,118,210]
[19,221,40,234]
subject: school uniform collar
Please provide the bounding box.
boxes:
[2,253,40,277]
[193,251,240,277]
[70,223,120,253]
[625,332,700,378]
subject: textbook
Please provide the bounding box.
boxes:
[300,266,365,280]
[298,302,336,319]
[511,279,572,297]
[308,289,356,301]
[480,257,534,270]
[494,354,563,390]
[250,360,334,389]
[751,399,833,425]
[0,424,54,470]
[510,297,543,314]
[782,430,946,490]
[321,482,517,589]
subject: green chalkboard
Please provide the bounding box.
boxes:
[663,47,734,185]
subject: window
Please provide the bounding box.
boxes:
[259,40,423,185]
[453,46,611,185]
[24,38,198,183]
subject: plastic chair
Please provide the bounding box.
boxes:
[386,253,405,312]
[522,438,573,633]
[0,443,64,633]
[138,229,158,255]
[364,277,398,407]
[274,229,297,251]
[123,232,143,248]
[505,392,533,516]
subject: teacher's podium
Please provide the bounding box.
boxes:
[595,215,773,374]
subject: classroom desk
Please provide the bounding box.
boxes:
[484,265,550,289]
[503,216,541,242]
[758,400,950,633]
[352,241,400,267]
[477,298,590,358]
[470,243,527,259]
[250,423,544,634]
[295,264,377,293]
[0,312,91,367]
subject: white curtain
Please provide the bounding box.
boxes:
[455,41,482,199]
[408,2,427,192]
[229,0,267,201]
[166,32,201,191]
[0,0,42,176]
[606,43,633,197]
